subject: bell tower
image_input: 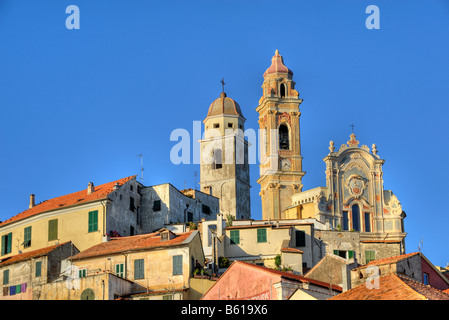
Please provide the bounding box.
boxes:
[256,50,305,220]
[199,86,251,220]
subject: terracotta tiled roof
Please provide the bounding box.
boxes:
[281,247,304,254]
[353,252,420,270]
[329,274,449,300]
[235,261,342,292]
[263,50,293,77]
[0,176,136,227]
[71,230,195,260]
[444,289,449,294]
[0,242,71,267]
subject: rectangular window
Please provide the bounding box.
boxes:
[364,212,371,232]
[153,200,161,211]
[130,197,135,211]
[365,250,376,264]
[35,261,42,277]
[187,212,193,222]
[1,233,12,255]
[23,227,32,248]
[333,250,347,259]
[48,219,58,241]
[88,210,98,233]
[230,230,240,245]
[3,270,9,285]
[296,230,306,247]
[173,255,183,275]
[257,229,267,243]
[79,269,87,278]
[134,259,145,279]
[115,264,124,278]
[342,211,349,231]
[423,273,429,285]
[352,206,360,231]
[202,204,211,215]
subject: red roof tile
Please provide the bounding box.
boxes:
[281,247,304,254]
[71,230,195,260]
[354,252,420,270]
[0,242,72,267]
[235,261,342,292]
[0,176,136,227]
[330,274,449,300]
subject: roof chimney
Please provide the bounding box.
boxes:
[29,194,35,209]
[87,182,95,195]
[113,182,120,190]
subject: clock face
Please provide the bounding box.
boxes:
[281,159,291,170]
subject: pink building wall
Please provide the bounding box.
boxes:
[421,258,449,291]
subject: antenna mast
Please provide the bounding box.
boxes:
[137,154,144,184]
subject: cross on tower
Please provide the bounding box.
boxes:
[350,123,355,133]
[220,78,225,93]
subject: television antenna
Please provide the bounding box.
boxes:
[418,237,424,252]
[137,154,144,184]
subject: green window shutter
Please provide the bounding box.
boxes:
[88,211,98,232]
[333,250,339,256]
[296,230,306,247]
[230,230,240,245]
[173,255,183,275]
[35,261,42,277]
[134,259,145,279]
[3,269,9,285]
[6,233,12,254]
[257,229,267,243]
[365,250,375,264]
[348,250,354,259]
[48,220,58,241]
[1,235,5,256]
[24,227,32,248]
[115,264,124,277]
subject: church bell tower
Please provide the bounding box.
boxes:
[257,50,305,220]
[199,84,251,220]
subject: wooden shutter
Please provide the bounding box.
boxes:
[173,255,183,275]
[48,220,58,241]
[24,227,31,247]
[35,261,42,277]
[134,259,144,279]
[230,230,239,245]
[88,211,98,232]
[257,229,267,243]
[348,250,354,259]
[3,269,9,285]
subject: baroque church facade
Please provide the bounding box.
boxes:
[199,49,407,257]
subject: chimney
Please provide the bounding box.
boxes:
[29,194,35,209]
[87,182,95,195]
[113,182,120,190]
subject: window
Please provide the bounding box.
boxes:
[364,212,371,232]
[48,219,58,241]
[202,204,211,215]
[1,233,12,255]
[88,210,98,233]
[79,269,87,278]
[296,230,306,247]
[279,124,289,150]
[352,205,360,231]
[342,211,349,231]
[153,200,161,211]
[213,123,220,128]
[134,259,145,279]
[23,227,32,248]
[130,225,135,236]
[257,229,267,243]
[129,197,135,211]
[334,250,354,259]
[423,273,429,285]
[230,230,240,245]
[3,269,9,285]
[173,255,183,275]
[280,83,287,98]
[213,149,222,169]
[115,264,124,278]
[163,295,173,300]
[365,250,376,264]
[187,212,193,222]
[35,261,42,277]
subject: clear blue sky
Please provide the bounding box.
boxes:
[1,0,448,267]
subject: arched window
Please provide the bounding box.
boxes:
[280,83,287,98]
[279,124,289,150]
[213,149,222,169]
[81,288,95,300]
[352,205,360,231]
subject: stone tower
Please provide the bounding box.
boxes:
[256,50,305,220]
[199,90,251,220]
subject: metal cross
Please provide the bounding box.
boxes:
[350,123,355,133]
[220,78,225,92]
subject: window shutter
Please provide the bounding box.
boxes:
[35,261,42,277]
[48,220,58,241]
[134,259,144,279]
[333,250,339,256]
[173,255,183,275]
[88,211,98,232]
[6,233,11,254]
[3,270,9,285]
[230,230,240,245]
[257,229,267,243]
[348,250,354,259]
[1,235,5,256]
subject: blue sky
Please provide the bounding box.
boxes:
[0,0,448,267]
